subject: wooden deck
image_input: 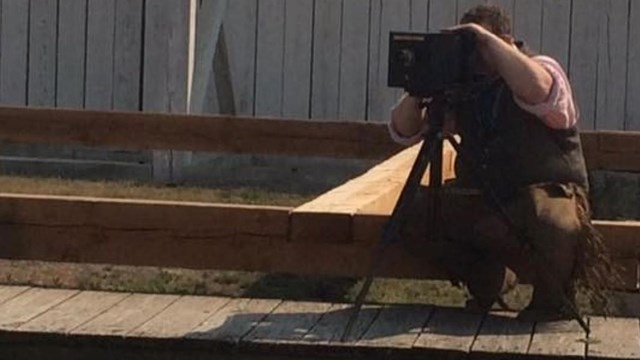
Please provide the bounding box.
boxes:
[0,286,638,359]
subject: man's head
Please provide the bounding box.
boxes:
[459,5,518,75]
[460,5,512,40]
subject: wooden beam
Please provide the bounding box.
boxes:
[0,106,402,159]
[289,141,456,243]
[0,193,637,290]
[0,105,638,169]
[582,131,640,172]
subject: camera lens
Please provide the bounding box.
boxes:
[397,49,415,67]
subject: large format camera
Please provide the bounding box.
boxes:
[388,32,476,97]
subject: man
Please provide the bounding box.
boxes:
[390,5,617,317]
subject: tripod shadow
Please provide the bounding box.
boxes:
[187,303,532,347]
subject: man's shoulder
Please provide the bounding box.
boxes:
[530,55,566,72]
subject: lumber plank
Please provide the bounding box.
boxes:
[18,290,129,333]
[413,306,484,359]
[290,142,455,243]
[469,311,533,360]
[0,288,79,329]
[0,285,31,305]
[71,293,180,336]
[0,106,402,159]
[357,304,432,349]
[241,301,332,344]
[528,320,587,359]
[128,295,231,338]
[187,298,282,342]
[588,317,640,360]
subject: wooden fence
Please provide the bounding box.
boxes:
[0,0,638,181]
[0,0,638,128]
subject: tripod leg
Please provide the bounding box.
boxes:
[341,131,441,342]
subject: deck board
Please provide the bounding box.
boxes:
[18,290,129,333]
[0,285,31,305]
[187,298,282,342]
[128,295,231,338]
[71,293,180,336]
[357,304,432,348]
[414,306,484,359]
[528,320,587,359]
[242,300,333,344]
[470,311,533,360]
[0,285,636,359]
[0,287,79,329]
[587,317,640,360]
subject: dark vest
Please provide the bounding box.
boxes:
[453,80,589,201]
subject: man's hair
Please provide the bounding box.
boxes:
[460,5,512,36]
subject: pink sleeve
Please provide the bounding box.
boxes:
[512,56,578,129]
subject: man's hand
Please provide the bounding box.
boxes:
[444,23,554,105]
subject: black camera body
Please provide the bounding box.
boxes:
[388,31,476,97]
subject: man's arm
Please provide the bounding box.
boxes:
[449,23,553,105]
[389,94,428,145]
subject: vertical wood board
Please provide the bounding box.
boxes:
[254,0,286,116]
[282,0,313,118]
[85,0,116,110]
[339,0,370,121]
[0,0,29,105]
[311,0,342,120]
[56,0,87,108]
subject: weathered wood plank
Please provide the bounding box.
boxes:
[129,295,231,338]
[0,286,31,305]
[311,0,342,120]
[187,298,282,341]
[143,0,191,182]
[113,0,144,111]
[189,0,228,115]
[18,291,129,333]
[56,0,87,108]
[72,293,180,336]
[0,288,79,329]
[302,304,381,344]
[570,1,600,130]
[595,0,630,131]
[28,0,58,107]
[255,0,285,116]
[368,0,411,122]
[223,0,257,116]
[0,0,29,105]
[588,317,640,360]
[541,0,571,69]
[414,306,483,359]
[357,304,432,348]
[282,0,313,118]
[513,0,542,52]
[86,0,116,110]
[528,320,587,359]
[411,0,429,32]
[339,0,370,121]
[469,311,533,359]
[628,0,640,130]
[428,0,457,33]
[0,107,402,159]
[242,301,332,343]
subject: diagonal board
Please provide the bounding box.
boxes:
[290,141,456,243]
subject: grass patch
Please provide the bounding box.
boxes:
[0,175,314,206]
